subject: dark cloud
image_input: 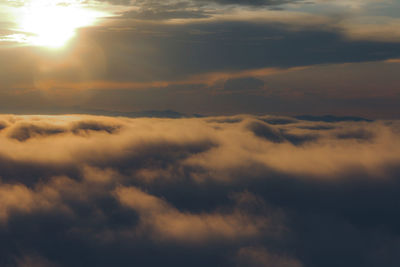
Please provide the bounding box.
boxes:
[236,246,302,267]
[100,0,298,7]
[259,116,298,125]
[71,120,121,135]
[297,124,336,130]
[207,117,243,123]
[248,120,286,143]
[7,119,122,142]
[203,0,299,6]
[295,115,373,122]
[0,121,7,131]
[248,120,318,145]
[0,115,399,267]
[335,128,375,141]
[121,2,211,20]
[8,123,66,142]
[223,77,265,92]
[85,21,400,83]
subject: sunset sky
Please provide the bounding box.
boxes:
[0,1,400,267]
[0,0,399,117]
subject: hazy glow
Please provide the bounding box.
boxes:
[15,0,104,48]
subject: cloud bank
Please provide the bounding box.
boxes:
[0,114,399,266]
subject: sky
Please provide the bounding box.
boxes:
[0,0,399,118]
[1,1,400,267]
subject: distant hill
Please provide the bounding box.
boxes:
[295,115,373,122]
[72,109,188,118]
[0,107,374,122]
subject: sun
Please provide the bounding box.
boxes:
[16,0,104,48]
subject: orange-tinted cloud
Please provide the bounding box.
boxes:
[115,186,280,244]
[0,114,398,266]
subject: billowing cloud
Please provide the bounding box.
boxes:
[0,114,399,266]
[0,1,399,265]
[114,186,278,243]
[6,118,121,141]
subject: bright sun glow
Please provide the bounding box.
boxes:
[16,0,104,48]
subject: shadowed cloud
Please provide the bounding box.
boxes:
[7,118,123,142]
[0,114,398,267]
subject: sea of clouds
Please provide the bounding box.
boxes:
[0,114,399,267]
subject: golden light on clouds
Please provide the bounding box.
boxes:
[9,0,108,48]
[0,0,399,264]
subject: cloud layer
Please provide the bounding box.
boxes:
[0,114,399,266]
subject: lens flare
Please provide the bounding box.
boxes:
[15,0,105,48]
